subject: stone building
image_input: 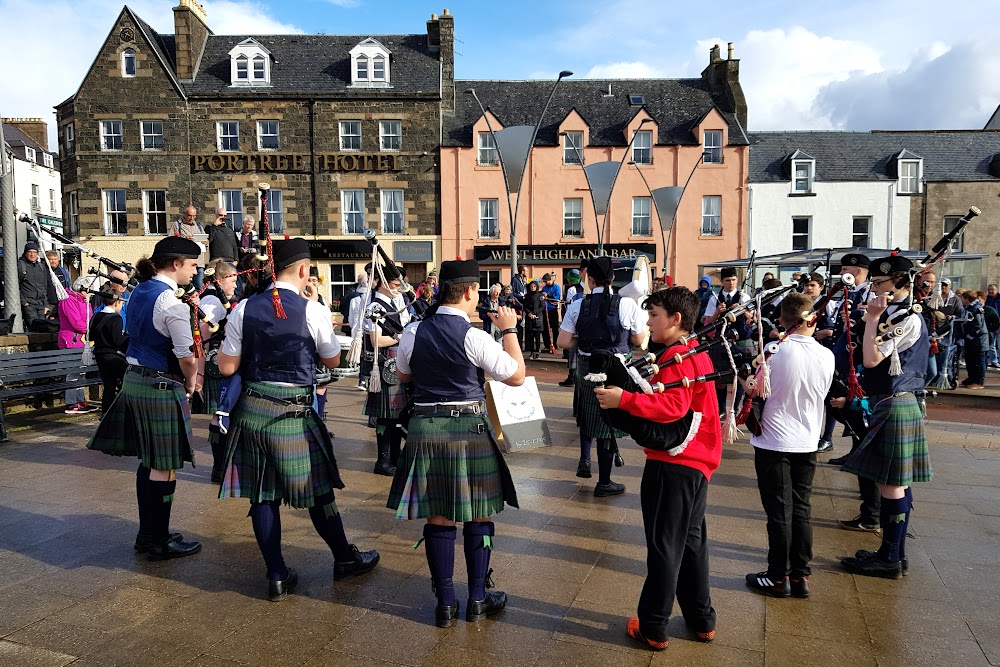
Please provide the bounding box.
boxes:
[57,0,454,301]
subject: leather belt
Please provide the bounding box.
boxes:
[413,403,483,418]
[245,387,313,406]
[127,365,180,381]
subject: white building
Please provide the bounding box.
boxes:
[2,119,63,252]
[748,132,913,273]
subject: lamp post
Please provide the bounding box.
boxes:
[630,154,704,280]
[560,118,653,257]
[463,70,572,280]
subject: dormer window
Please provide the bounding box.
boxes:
[784,150,815,194]
[703,130,723,163]
[122,49,136,78]
[350,38,391,87]
[898,159,922,194]
[229,39,271,87]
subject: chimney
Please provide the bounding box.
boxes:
[173,0,211,81]
[700,41,748,131]
[3,118,48,151]
[429,9,455,112]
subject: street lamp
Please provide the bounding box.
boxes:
[463,70,572,279]
[629,153,705,279]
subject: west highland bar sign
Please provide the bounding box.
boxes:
[191,153,403,173]
[474,243,656,265]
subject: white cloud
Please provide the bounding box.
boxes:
[204,0,303,33]
[324,0,361,6]
[583,61,666,79]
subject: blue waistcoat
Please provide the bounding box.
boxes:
[242,288,316,385]
[577,293,630,354]
[411,313,486,403]
[863,313,929,396]
[126,279,177,372]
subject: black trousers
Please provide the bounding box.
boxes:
[95,353,127,414]
[638,460,715,643]
[542,309,559,350]
[753,447,816,579]
[966,341,986,384]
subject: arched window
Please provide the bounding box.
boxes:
[122,49,136,78]
[372,55,385,80]
[235,55,249,80]
[356,54,368,80]
[253,55,266,80]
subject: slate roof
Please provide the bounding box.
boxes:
[2,123,52,165]
[987,105,1000,130]
[749,131,1000,183]
[443,79,749,148]
[184,33,441,97]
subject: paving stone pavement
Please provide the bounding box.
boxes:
[1,380,999,667]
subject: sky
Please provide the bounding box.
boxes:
[2,0,1000,150]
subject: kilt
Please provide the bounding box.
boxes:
[192,373,220,415]
[363,348,407,426]
[386,411,518,522]
[841,392,931,486]
[87,368,194,471]
[575,354,627,440]
[220,382,344,512]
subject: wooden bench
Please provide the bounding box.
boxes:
[0,348,101,442]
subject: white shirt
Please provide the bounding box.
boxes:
[200,294,227,325]
[566,284,584,302]
[347,285,370,332]
[396,306,519,396]
[703,289,751,319]
[126,274,194,364]
[363,291,412,336]
[874,304,922,358]
[750,334,835,453]
[221,281,339,364]
[559,287,646,355]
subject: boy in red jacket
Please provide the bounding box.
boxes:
[596,286,721,650]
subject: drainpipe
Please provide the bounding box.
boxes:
[455,148,461,259]
[746,184,753,256]
[886,181,894,248]
[309,99,318,238]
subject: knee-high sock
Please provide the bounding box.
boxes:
[308,495,355,562]
[424,524,457,606]
[147,479,176,543]
[876,496,909,563]
[579,436,593,463]
[597,441,615,485]
[464,521,495,601]
[389,424,402,466]
[135,465,151,536]
[316,392,327,418]
[209,427,227,477]
[900,487,913,561]
[249,501,288,581]
[375,424,391,464]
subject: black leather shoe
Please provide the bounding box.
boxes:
[594,481,626,497]
[268,567,298,602]
[827,454,849,466]
[134,532,183,553]
[855,549,908,576]
[790,576,810,598]
[146,539,202,561]
[466,590,507,622]
[334,545,380,581]
[373,461,396,477]
[435,601,460,628]
[816,439,834,453]
[558,377,575,387]
[576,460,592,478]
[841,555,902,579]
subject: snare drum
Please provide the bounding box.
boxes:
[331,334,359,380]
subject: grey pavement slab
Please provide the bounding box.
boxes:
[0,381,997,666]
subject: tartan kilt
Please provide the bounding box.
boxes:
[841,392,931,486]
[363,348,407,426]
[386,412,518,522]
[575,355,627,440]
[192,373,220,415]
[87,369,194,471]
[219,382,344,512]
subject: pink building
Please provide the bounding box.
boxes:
[442,45,749,289]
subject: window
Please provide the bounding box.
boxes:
[793,160,814,193]
[632,130,652,164]
[218,189,244,229]
[122,49,136,78]
[265,188,283,233]
[217,121,239,152]
[64,124,75,153]
[381,189,404,235]
[342,189,365,234]
[632,197,652,236]
[703,130,723,164]
[328,264,354,303]
[30,184,39,211]
[479,270,501,298]
[257,120,279,150]
[629,94,645,106]
[24,147,36,163]
[898,160,922,194]
[143,190,168,235]
[372,55,386,81]
[350,39,391,86]
[477,132,498,166]
[103,189,127,235]
[356,54,368,81]
[943,216,965,253]
[235,55,248,81]
[101,120,123,150]
[479,199,499,238]
[141,121,164,150]
[252,55,266,80]
[852,216,871,248]
[68,191,79,237]
[792,217,810,250]
[380,120,402,151]
[563,131,584,165]
[340,121,361,151]
[49,189,56,213]
[563,198,583,238]
[701,196,721,236]
[43,153,53,169]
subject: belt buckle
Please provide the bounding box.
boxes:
[450,409,460,418]
[156,380,169,391]
[476,423,486,434]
